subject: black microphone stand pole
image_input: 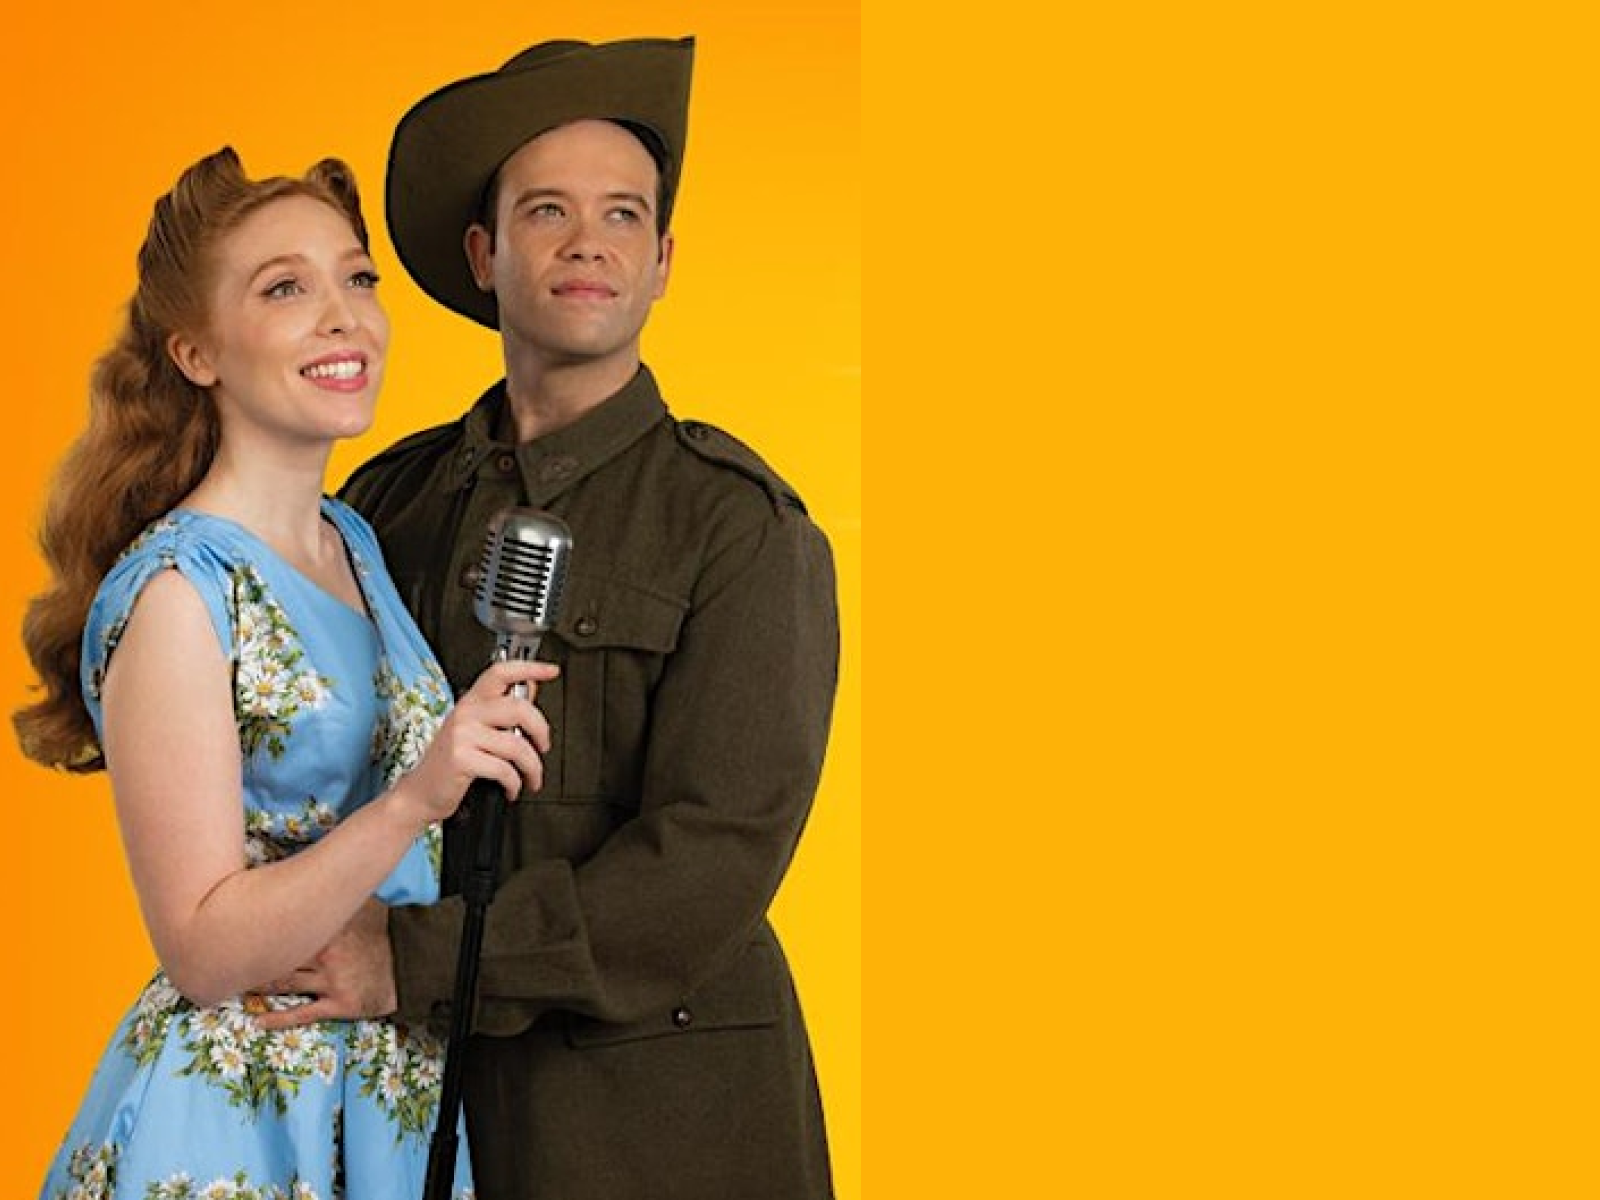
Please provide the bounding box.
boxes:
[423,775,509,1200]
[422,506,569,1199]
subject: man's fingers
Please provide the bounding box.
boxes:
[251,997,337,1031]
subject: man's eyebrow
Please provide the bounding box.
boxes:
[507,186,567,207]
[509,186,654,210]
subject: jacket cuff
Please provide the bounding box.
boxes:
[388,895,465,1029]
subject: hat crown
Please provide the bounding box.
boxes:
[500,40,591,73]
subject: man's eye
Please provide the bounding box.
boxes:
[529,202,564,219]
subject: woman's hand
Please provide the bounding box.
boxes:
[394,659,559,824]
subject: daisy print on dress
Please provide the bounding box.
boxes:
[371,660,449,785]
[50,1139,117,1199]
[120,975,184,1067]
[176,997,339,1117]
[347,1018,449,1140]
[47,1146,324,1200]
[244,798,339,867]
[142,1171,320,1199]
[371,660,451,876]
[232,565,333,760]
[82,521,184,707]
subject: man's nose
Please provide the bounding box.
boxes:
[560,214,607,260]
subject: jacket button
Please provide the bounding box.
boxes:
[671,1007,693,1029]
[575,616,598,637]
[494,452,516,474]
[683,422,708,440]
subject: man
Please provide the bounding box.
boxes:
[316,37,837,1199]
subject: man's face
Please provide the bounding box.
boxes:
[466,119,673,375]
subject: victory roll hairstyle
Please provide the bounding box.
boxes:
[15,147,371,771]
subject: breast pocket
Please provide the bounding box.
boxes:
[551,570,687,803]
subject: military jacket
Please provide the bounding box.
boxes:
[340,366,838,1198]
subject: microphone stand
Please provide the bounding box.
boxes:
[422,507,570,1200]
[423,775,508,1200]
[424,647,530,1200]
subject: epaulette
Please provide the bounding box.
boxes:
[675,419,809,515]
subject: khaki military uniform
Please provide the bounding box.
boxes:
[340,365,838,1199]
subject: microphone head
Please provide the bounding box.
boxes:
[473,507,574,640]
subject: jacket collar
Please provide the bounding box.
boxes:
[444,365,669,505]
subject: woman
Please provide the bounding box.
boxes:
[15,147,552,1199]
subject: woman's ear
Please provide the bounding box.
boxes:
[167,332,218,388]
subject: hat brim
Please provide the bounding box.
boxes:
[386,37,694,329]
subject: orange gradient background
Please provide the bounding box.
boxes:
[0,2,858,1194]
[9,2,1592,1197]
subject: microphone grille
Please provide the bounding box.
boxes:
[473,508,573,636]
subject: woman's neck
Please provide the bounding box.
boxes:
[182,457,333,569]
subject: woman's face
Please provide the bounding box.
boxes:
[172,193,389,449]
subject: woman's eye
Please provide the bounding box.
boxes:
[265,278,302,299]
[350,270,381,290]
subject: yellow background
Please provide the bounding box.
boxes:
[0,1,859,1194]
[6,1,1596,1196]
[864,1,1600,1197]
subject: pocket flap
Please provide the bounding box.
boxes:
[555,571,686,653]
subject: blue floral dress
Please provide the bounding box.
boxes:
[39,500,474,1200]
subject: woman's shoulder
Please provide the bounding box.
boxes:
[103,509,251,592]
[90,509,268,638]
[83,511,251,701]
[320,495,381,556]
[320,496,404,604]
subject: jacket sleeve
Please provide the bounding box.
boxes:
[387,503,840,1034]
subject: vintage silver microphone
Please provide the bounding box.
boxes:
[426,507,572,1200]
[473,506,573,670]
